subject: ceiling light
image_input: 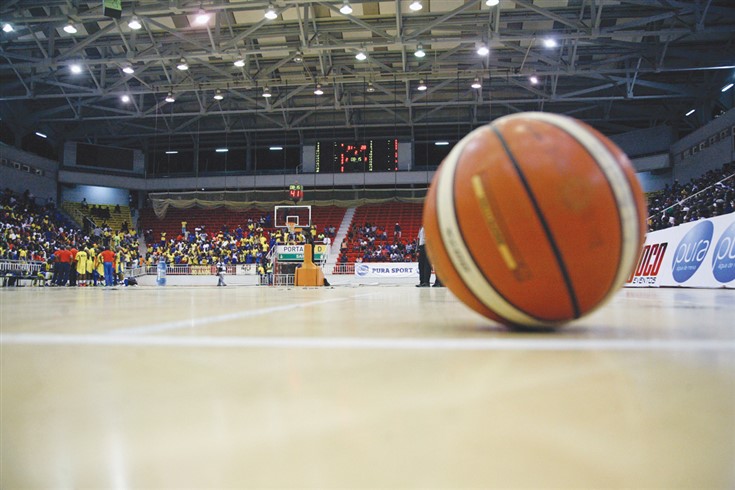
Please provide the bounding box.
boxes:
[2,23,14,33]
[233,59,245,67]
[435,141,449,146]
[262,87,272,98]
[269,146,283,151]
[193,9,210,25]
[70,63,82,74]
[409,0,423,11]
[177,58,189,70]
[121,94,131,103]
[471,77,482,89]
[685,109,695,116]
[722,83,734,92]
[367,81,375,93]
[414,43,426,58]
[216,148,229,153]
[128,16,142,30]
[314,84,324,95]
[417,79,427,91]
[213,89,224,100]
[122,64,135,74]
[355,50,367,61]
[477,44,489,56]
[165,92,175,103]
[165,150,178,155]
[63,21,77,34]
[485,0,499,6]
[543,38,558,48]
[339,1,353,15]
[529,75,539,85]
[264,5,278,20]
[293,51,303,62]
[35,132,47,139]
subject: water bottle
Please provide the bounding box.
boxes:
[156,258,167,286]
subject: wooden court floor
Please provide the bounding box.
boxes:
[1,284,734,489]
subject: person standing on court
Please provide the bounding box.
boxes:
[75,246,88,287]
[99,245,116,287]
[216,260,227,286]
[56,244,73,286]
[68,244,78,286]
[416,226,431,287]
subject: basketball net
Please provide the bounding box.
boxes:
[286,221,297,237]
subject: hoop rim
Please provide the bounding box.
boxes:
[285,222,302,234]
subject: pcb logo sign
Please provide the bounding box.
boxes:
[712,221,735,284]
[671,221,714,283]
[627,242,668,285]
[356,264,370,277]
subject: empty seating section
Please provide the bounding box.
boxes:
[308,206,346,238]
[139,206,345,243]
[339,202,424,263]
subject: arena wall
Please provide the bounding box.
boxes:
[0,143,58,203]
[610,125,675,158]
[61,184,130,206]
[670,108,735,183]
[56,167,436,193]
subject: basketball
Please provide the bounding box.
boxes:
[423,112,648,328]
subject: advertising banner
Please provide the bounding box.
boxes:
[354,262,419,278]
[238,264,257,275]
[625,212,735,288]
[276,244,327,262]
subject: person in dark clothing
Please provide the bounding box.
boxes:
[416,227,431,287]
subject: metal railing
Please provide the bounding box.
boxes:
[332,263,355,275]
[125,266,147,278]
[0,259,44,275]
[144,264,239,275]
[271,274,294,286]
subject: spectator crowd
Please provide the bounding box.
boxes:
[339,222,418,263]
[142,218,335,270]
[647,162,734,231]
[1,188,141,286]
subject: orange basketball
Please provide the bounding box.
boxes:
[423,112,647,328]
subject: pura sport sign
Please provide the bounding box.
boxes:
[354,263,419,278]
[625,212,735,288]
[276,244,327,262]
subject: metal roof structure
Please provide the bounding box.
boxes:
[1,0,734,153]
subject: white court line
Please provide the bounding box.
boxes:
[1,333,734,352]
[107,296,359,336]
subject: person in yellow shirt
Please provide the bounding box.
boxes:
[94,249,105,286]
[115,249,125,284]
[75,247,88,286]
[87,248,96,280]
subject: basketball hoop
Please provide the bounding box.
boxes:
[286,221,297,236]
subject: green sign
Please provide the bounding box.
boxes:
[103,0,122,19]
[276,245,327,262]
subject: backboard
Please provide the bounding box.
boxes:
[274,205,311,229]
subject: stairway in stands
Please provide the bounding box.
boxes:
[326,207,356,272]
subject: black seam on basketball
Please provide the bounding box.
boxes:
[445,129,547,325]
[490,126,581,319]
[538,119,628,298]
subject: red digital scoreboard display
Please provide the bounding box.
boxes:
[316,139,398,173]
[338,143,369,173]
[289,182,303,203]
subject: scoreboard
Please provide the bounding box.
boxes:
[315,139,398,173]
